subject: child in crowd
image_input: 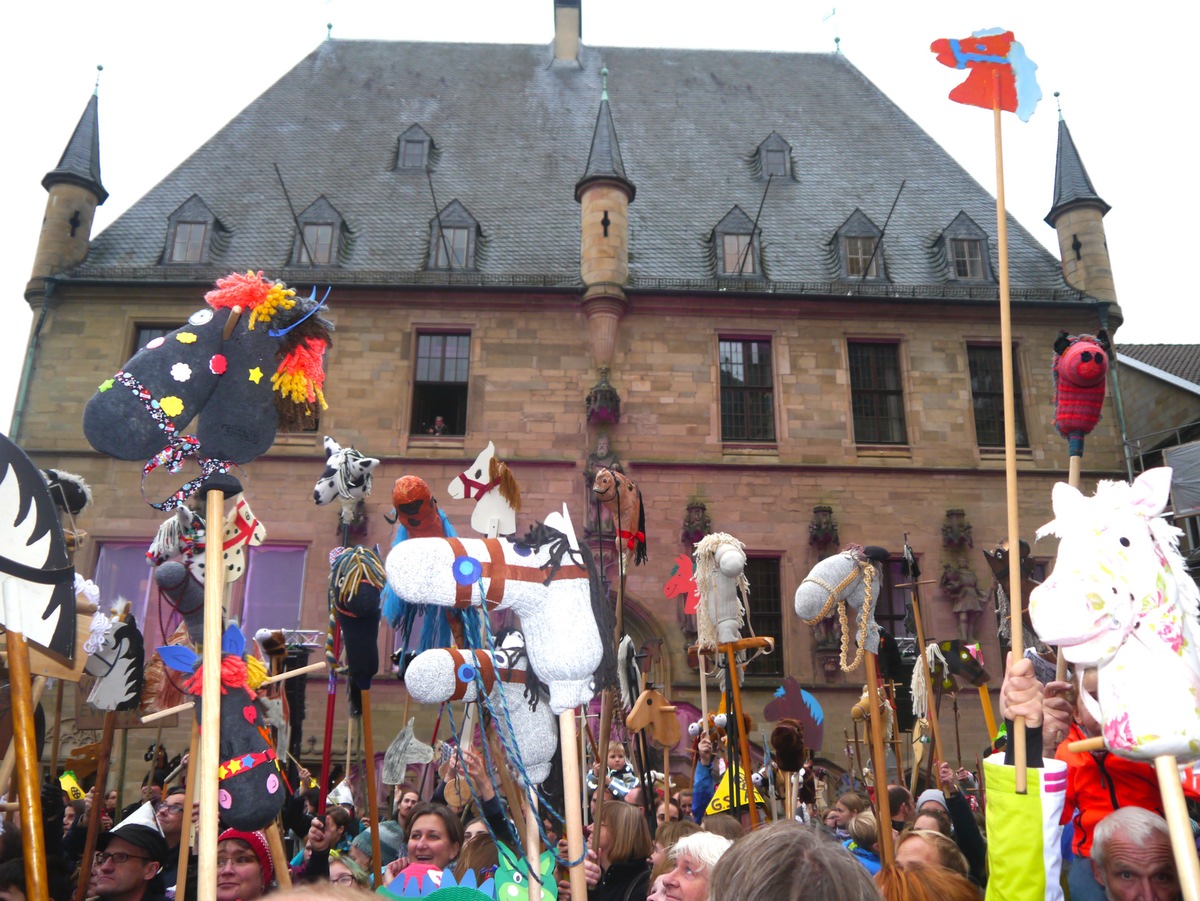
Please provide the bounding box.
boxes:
[587,741,640,800]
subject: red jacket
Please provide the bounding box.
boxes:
[1055,723,1196,858]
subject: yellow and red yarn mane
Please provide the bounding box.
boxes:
[273,338,329,412]
[205,270,297,329]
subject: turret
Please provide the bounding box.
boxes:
[575,68,635,369]
[26,87,107,302]
[1045,115,1122,329]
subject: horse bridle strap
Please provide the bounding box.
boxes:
[447,648,497,700]
[456,471,501,502]
[445,537,588,610]
[217,746,279,780]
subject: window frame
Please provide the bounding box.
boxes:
[763,147,788,178]
[848,340,908,445]
[298,223,336,266]
[400,138,428,169]
[169,221,208,263]
[743,556,783,677]
[967,344,1029,448]
[721,233,757,275]
[951,238,985,280]
[410,331,471,436]
[718,337,776,443]
[845,236,879,279]
[431,226,472,270]
[877,557,913,640]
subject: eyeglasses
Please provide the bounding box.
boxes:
[216,856,260,870]
[158,803,186,815]
[94,851,152,866]
[331,875,357,886]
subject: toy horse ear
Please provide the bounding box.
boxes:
[323,435,339,460]
[1048,480,1086,527]
[1130,468,1173,518]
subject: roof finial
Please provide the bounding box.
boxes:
[1054,90,1062,120]
[600,66,608,101]
[94,64,103,96]
[834,36,841,54]
[326,22,333,41]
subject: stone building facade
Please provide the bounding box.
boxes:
[16,6,1126,792]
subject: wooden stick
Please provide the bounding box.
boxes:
[1066,736,1106,754]
[978,686,999,742]
[885,681,905,787]
[905,552,948,786]
[1155,756,1200,901]
[360,689,383,889]
[864,652,893,866]
[197,488,226,901]
[992,68,1027,795]
[74,711,116,901]
[0,676,47,797]
[50,678,65,778]
[3,584,49,901]
[142,702,196,724]
[174,718,199,901]
[317,624,341,817]
[1056,455,1084,683]
[115,727,129,815]
[559,710,587,901]
[526,787,542,901]
[264,823,292,889]
[722,640,760,829]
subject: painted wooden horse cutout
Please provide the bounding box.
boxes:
[385,505,613,715]
[0,432,76,658]
[592,468,647,569]
[1030,467,1200,761]
[448,441,522,537]
[313,436,380,524]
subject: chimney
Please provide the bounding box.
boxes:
[554,0,581,62]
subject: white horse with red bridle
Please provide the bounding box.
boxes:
[448,441,522,537]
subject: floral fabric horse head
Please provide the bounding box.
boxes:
[83,271,332,510]
[794,547,888,672]
[592,468,647,569]
[1030,467,1200,760]
[448,441,522,537]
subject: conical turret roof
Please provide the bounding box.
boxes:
[1045,118,1107,225]
[575,87,635,202]
[42,92,107,204]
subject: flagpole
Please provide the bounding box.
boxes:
[993,70,1027,793]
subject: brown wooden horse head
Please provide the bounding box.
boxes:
[592,467,647,567]
[627,687,681,748]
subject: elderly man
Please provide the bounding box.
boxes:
[659,832,732,901]
[1091,807,1180,901]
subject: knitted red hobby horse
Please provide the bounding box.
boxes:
[83,271,332,509]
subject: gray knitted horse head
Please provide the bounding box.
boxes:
[794,546,889,672]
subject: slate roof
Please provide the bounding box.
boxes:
[1118,345,1200,389]
[45,93,107,205]
[71,39,1079,301]
[1045,118,1109,225]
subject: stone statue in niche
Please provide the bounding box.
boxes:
[941,561,984,641]
[583,433,623,535]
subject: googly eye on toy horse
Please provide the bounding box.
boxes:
[83,271,332,510]
[448,441,522,537]
[157,624,285,830]
[313,436,380,525]
[1030,467,1200,761]
[0,432,76,660]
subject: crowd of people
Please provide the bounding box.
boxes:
[0,653,1192,901]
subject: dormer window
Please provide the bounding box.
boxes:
[395,124,433,171]
[846,237,879,278]
[832,209,886,281]
[291,196,349,267]
[170,222,207,263]
[752,132,793,181]
[936,213,995,282]
[428,200,479,270]
[711,206,762,278]
[299,224,335,265]
[161,194,227,265]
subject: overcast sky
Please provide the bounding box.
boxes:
[4,0,1195,434]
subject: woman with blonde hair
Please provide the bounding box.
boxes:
[588,800,652,901]
[894,828,970,877]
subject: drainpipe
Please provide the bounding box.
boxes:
[1098,302,1135,481]
[10,278,55,444]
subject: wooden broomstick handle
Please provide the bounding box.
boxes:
[360,689,383,889]
[559,710,587,901]
[3,583,49,901]
[864,653,893,867]
[198,488,226,901]
[74,712,116,901]
[1155,756,1200,901]
[0,676,47,797]
[174,719,200,901]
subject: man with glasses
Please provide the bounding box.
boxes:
[92,802,169,901]
[154,787,194,897]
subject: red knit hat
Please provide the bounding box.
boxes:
[217,828,274,886]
